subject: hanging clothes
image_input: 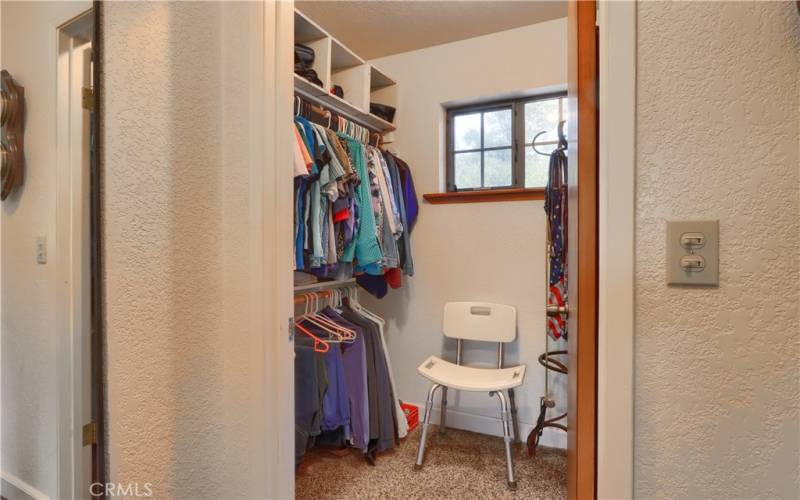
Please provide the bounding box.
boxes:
[340,304,398,454]
[391,154,419,232]
[383,151,415,277]
[321,308,370,451]
[544,137,568,341]
[294,299,402,465]
[294,337,328,465]
[291,108,419,296]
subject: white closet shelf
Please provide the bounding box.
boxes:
[331,39,364,71]
[370,66,395,90]
[295,74,396,132]
[295,10,327,43]
[295,8,398,133]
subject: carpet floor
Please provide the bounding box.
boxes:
[296,425,566,499]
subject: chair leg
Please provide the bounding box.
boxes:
[508,388,521,444]
[414,383,441,471]
[439,387,448,435]
[492,390,517,490]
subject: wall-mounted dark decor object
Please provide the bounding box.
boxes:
[1,69,25,201]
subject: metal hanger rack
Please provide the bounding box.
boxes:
[527,119,569,457]
[531,120,568,157]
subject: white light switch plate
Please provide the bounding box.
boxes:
[666,219,719,286]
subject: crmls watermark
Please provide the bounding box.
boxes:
[90,482,153,497]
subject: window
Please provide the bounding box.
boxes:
[446,93,567,192]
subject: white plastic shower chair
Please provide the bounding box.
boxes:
[413,302,526,490]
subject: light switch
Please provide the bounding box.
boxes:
[666,220,718,286]
[36,236,47,264]
[680,254,705,271]
[680,232,706,250]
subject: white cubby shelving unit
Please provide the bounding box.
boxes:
[294,9,398,133]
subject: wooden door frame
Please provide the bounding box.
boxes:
[569,2,637,498]
[567,1,599,498]
[265,1,637,497]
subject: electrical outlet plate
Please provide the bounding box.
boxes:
[666,219,719,286]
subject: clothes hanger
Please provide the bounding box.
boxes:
[298,292,344,343]
[295,321,330,353]
[298,292,342,340]
[294,292,330,352]
[346,284,364,313]
[356,289,385,326]
[333,288,344,312]
[302,291,355,341]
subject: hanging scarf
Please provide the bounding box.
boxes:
[544,145,568,341]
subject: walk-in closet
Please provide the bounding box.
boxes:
[290,2,569,497]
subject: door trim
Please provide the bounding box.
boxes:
[55,8,98,499]
[567,1,599,498]
[597,1,636,498]
[263,1,296,498]
[90,2,107,495]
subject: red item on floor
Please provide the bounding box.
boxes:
[401,402,419,432]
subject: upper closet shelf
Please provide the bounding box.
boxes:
[295,9,398,133]
[370,66,394,90]
[331,39,364,71]
[295,75,396,132]
[295,9,327,43]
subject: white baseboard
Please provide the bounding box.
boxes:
[411,401,568,450]
[1,471,49,500]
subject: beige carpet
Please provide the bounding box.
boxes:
[296,425,566,499]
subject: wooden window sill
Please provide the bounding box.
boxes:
[422,188,544,204]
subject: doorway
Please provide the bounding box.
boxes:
[0,2,103,499]
[270,1,601,498]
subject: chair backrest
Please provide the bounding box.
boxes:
[442,302,516,343]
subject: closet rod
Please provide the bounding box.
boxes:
[295,290,334,305]
[293,287,358,305]
[294,278,357,294]
[294,87,384,134]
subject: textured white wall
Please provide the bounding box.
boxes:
[636,2,799,498]
[102,3,266,497]
[1,2,91,497]
[365,19,568,447]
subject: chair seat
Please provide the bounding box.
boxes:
[417,355,526,392]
